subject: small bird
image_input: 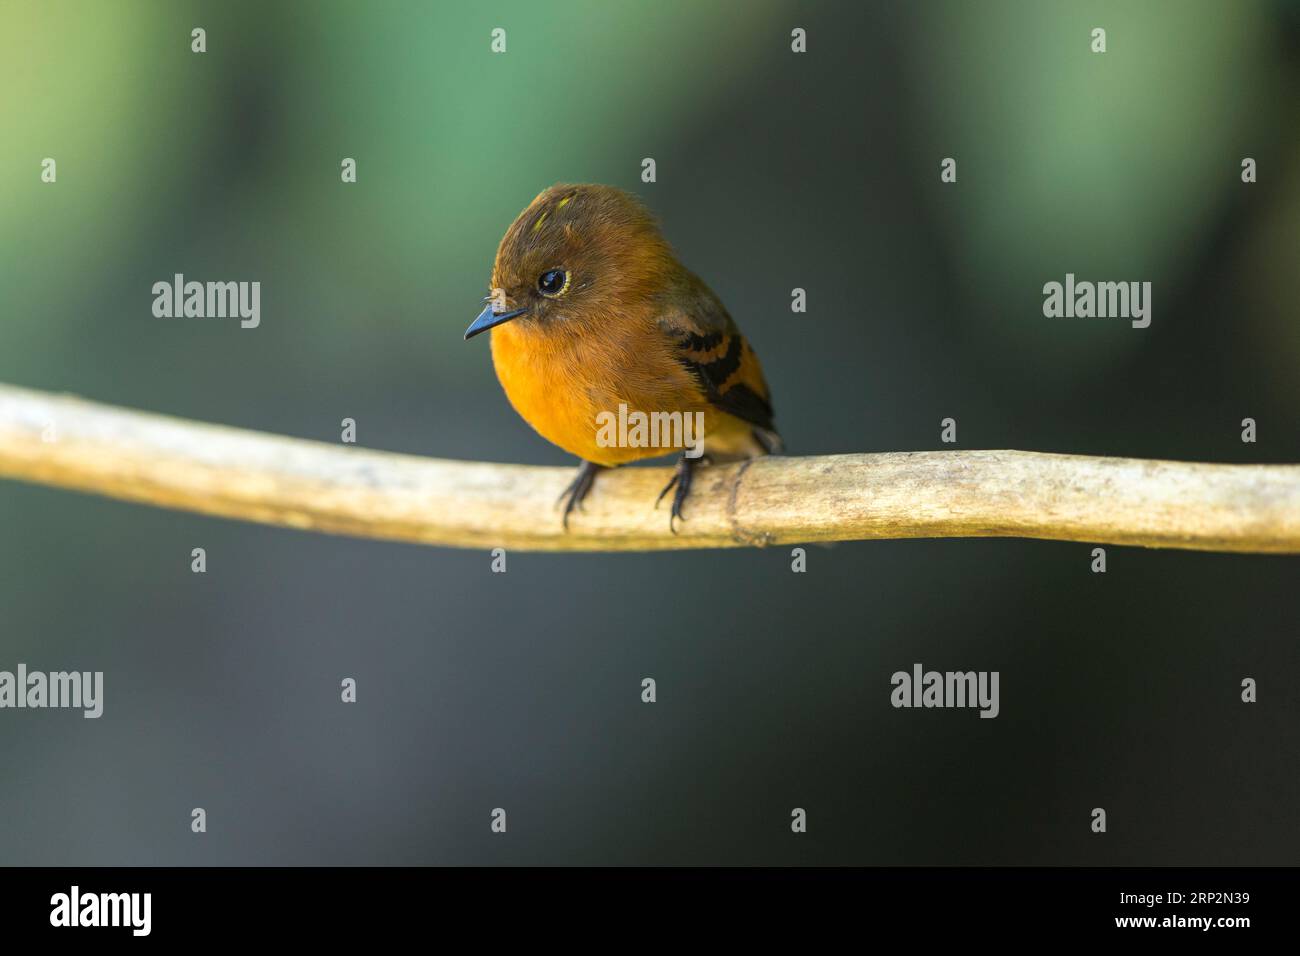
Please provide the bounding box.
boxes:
[465,183,781,530]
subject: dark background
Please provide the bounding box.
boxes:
[1,0,1297,864]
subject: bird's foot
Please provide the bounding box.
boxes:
[557,461,605,530]
[655,454,707,534]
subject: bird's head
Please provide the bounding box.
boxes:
[464,183,676,340]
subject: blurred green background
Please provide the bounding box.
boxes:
[1,0,1297,864]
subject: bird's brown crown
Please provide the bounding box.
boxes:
[490,184,678,331]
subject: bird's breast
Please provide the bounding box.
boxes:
[488,320,712,466]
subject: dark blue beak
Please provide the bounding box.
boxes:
[464,303,528,340]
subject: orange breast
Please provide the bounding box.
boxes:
[489,320,716,466]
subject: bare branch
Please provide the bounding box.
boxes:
[1,384,1297,553]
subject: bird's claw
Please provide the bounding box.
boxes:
[656,455,697,534]
[558,461,603,530]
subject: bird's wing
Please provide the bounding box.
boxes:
[656,271,781,450]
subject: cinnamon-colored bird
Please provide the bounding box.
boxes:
[464,183,781,529]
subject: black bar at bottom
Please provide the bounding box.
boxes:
[0,866,1290,941]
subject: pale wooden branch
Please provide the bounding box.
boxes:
[0,383,1297,553]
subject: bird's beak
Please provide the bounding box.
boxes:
[464,303,528,340]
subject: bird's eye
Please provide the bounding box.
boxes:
[537,269,570,298]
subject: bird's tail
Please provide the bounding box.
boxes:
[753,426,784,455]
